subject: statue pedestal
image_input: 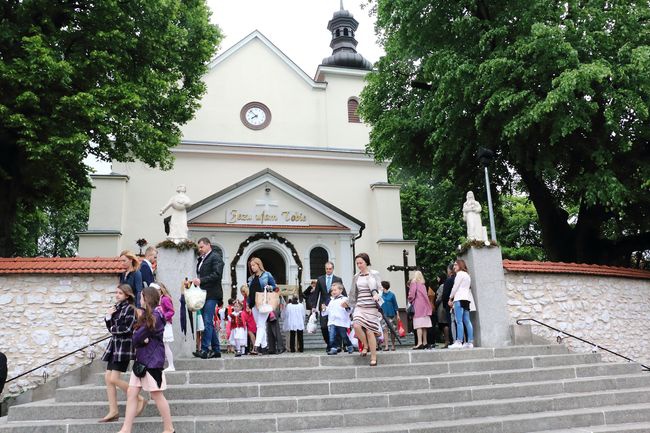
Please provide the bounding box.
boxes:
[460,246,511,347]
[156,246,198,358]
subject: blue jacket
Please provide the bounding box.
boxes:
[247,271,277,309]
[120,270,143,308]
[381,290,399,317]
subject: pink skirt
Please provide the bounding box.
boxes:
[413,316,432,329]
[129,371,167,392]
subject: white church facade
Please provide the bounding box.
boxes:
[79,7,416,305]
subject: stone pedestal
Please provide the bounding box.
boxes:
[156,247,198,358]
[460,246,511,347]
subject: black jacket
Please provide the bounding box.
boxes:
[197,250,224,301]
[442,274,455,309]
[315,274,345,308]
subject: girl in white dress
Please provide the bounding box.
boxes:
[284,296,306,352]
[228,300,248,356]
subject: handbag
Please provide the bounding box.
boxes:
[306,312,318,333]
[255,289,279,313]
[132,361,147,378]
[185,283,206,312]
[397,318,406,338]
[406,303,415,316]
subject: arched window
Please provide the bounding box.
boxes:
[344,28,349,36]
[347,98,360,123]
[309,247,329,279]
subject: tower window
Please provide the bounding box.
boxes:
[344,28,349,36]
[347,98,360,123]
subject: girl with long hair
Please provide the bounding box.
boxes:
[448,259,476,349]
[119,250,143,308]
[152,282,175,372]
[100,284,144,423]
[117,287,174,433]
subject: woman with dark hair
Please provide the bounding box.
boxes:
[435,272,451,348]
[117,286,174,433]
[119,250,143,308]
[246,257,278,355]
[99,284,141,423]
[349,253,383,366]
[448,259,476,349]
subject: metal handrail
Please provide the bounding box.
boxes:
[516,318,650,371]
[6,334,111,383]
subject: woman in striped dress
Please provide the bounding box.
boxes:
[349,253,383,367]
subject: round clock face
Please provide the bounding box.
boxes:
[240,102,271,130]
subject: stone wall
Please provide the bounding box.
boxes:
[505,271,650,364]
[0,274,116,401]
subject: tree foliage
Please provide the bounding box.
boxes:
[0,0,221,256]
[361,0,650,265]
[13,188,90,257]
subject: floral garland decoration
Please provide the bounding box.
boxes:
[156,239,199,254]
[229,232,303,299]
[456,238,499,256]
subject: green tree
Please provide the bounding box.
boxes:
[393,169,465,278]
[498,195,546,261]
[13,188,90,257]
[0,0,221,257]
[361,0,650,265]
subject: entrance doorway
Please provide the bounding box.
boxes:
[248,248,287,284]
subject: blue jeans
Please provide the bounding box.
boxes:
[453,301,473,343]
[328,325,351,350]
[201,299,221,353]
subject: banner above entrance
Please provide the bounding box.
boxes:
[226,208,309,226]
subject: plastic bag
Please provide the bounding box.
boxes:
[306,312,318,333]
[185,283,206,311]
[397,318,406,338]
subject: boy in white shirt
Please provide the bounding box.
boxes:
[323,282,354,355]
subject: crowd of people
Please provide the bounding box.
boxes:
[102,237,477,431]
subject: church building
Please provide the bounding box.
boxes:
[79,5,416,305]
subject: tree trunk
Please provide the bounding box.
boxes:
[0,179,18,257]
[518,167,575,262]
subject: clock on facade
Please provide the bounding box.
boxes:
[240,102,271,130]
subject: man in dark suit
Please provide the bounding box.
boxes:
[192,237,224,359]
[140,246,157,287]
[316,261,344,351]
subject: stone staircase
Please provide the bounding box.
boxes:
[1,345,650,433]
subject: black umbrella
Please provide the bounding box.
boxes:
[376,302,402,345]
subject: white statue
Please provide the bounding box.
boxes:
[463,191,487,241]
[160,185,192,243]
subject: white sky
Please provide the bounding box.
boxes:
[86,0,382,174]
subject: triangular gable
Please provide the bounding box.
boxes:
[187,168,365,234]
[207,30,327,90]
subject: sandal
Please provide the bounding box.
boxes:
[135,396,148,417]
[98,413,119,423]
[369,359,377,367]
[412,344,424,350]
[360,349,368,357]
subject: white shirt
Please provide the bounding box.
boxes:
[324,295,351,328]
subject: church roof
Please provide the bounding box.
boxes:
[207,30,326,89]
[0,257,123,274]
[187,168,365,234]
[502,260,650,280]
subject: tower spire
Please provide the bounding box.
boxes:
[321,2,372,70]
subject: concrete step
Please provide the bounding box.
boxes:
[91,350,594,386]
[53,361,641,404]
[10,373,650,422]
[536,422,650,432]
[2,400,650,432]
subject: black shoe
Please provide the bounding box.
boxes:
[278,348,286,354]
[199,351,209,359]
[210,351,221,359]
[235,352,241,357]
